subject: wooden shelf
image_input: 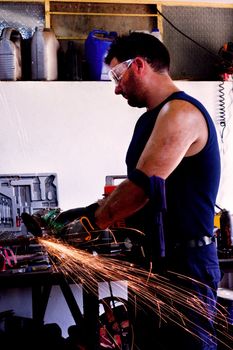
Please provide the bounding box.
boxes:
[43,1,161,36]
[0,0,232,41]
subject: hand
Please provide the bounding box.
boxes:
[21,203,100,238]
[54,202,99,227]
[52,202,99,241]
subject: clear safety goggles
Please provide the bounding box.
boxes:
[108,59,134,85]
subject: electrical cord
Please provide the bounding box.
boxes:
[156,8,229,143]
[156,8,232,67]
[218,80,226,143]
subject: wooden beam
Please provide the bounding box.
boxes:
[49,11,158,16]
[157,4,163,36]
[45,0,51,28]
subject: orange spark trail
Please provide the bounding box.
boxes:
[39,235,233,349]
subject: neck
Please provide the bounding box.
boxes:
[145,73,180,111]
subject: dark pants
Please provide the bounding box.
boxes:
[131,243,221,350]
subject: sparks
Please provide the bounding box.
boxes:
[37,233,233,349]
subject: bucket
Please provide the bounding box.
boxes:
[85,30,117,81]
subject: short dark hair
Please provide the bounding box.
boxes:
[105,32,170,72]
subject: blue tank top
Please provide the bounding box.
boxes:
[126,91,221,243]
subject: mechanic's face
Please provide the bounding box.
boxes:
[109,58,146,108]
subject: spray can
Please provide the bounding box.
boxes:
[219,209,232,249]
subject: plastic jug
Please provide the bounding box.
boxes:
[31,26,59,81]
[0,28,22,80]
[85,30,117,81]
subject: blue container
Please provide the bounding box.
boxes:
[85,30,117,81]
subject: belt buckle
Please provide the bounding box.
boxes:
[198,236,214,247]
[174,236,214,249]
[189,236,213,248]
[202,236,213,245]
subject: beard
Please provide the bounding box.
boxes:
[124,72,146,108]
[127,96,145,108]
[126,91,146,108]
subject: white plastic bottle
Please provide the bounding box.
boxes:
[151,28,163,42]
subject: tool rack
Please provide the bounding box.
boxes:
[0,173,58,235]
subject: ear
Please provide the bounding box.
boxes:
[133,57,146,74]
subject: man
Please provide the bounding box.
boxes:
[93,32,221,350]
[22,32,221,350]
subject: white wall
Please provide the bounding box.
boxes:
[0,81,232,212]
[0,82,140,209]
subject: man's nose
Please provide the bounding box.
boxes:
[115,84,122,95]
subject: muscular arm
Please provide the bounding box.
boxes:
[95,178,149,229]
[95,100,208,229]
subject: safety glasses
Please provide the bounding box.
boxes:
[108,59,134,85]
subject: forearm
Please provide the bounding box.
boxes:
[95,178,149,229]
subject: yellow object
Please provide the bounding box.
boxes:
[214,213,221,229]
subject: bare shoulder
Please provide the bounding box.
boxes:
[155,99,207,140]
[155,99,208,156]
[159,99,206,125]
[137,98,209,178]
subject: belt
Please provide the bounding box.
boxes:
[174,235,216,249]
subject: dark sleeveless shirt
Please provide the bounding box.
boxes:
[126,91,221,245]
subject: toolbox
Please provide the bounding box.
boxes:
[104,175,126,229]
[104,175,126,197]
[0,173,58,236]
